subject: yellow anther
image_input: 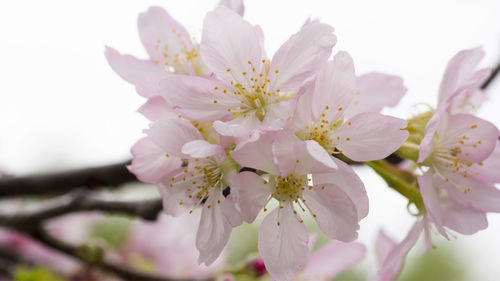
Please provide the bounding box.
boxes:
[213,100,218,104]
[275,70,279,74]
[226,68,231,72]
[471,125,477,129]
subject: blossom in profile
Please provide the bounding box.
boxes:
[375,48,500,281]
[161,6,337,132]
[416,48,500,239]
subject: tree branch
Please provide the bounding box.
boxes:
[0,160,137,197]
[0,190,162,233]
[481,60,500,89]
[29,226,206,281]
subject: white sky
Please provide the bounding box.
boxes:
[1,0,500,279]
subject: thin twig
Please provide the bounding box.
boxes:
[481,60,500,89]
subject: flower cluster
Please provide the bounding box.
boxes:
[106,1,499,281]
[375,48,500,281]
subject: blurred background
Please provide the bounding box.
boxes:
[0,0,499,280]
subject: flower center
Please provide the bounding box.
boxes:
[168,157,226,209]
[213,59,290,121]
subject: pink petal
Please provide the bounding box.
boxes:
[468,141,500,184]
[268,22,336,92]
[375,230,397,266]
[262,99,297,131]
[258,204,309,281]
[418,106,446,163]
[182,140,224,158]
[213,120,251,138]
[439,113,499,163]
[157,175,194,216]
[375,220,423,281]
[440,198,488,235]
[138,97,178,121]
[217,112,262,133]
[335,113,409,162]
[138,7,194,74]
[438,174,500,213]
[273,131,337,176]
[197,193,241,265]
[289,84,315,131]
[159,75,235,122]
[302,184,359,242]
[201,7,264,88]
[217,0,245,16]
[311,52,355,123]
[312,157,368,219]
[418,171,448,239]
[128,137,182,183]
[231,171,272,223]
[438,47,486,106]
[344,73,406,119]
[105,46,164,97]
[300,242,366,280]
[232,131,280,175]
[146,118,203,158]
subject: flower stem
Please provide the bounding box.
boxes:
[364,160,424,213]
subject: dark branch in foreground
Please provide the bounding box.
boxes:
[0,160,137,197]
[29,226,205,281]
[0,191,203,281]
[0,190,162,232]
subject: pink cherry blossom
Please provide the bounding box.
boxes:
[105,7,205,99]
[106,2,246,118]
[0,228,80,275]
[267,239,366,281]
[290,52,409,162]
[374,221,425,281]
[124,212,226,279]
[437,47,491,114]
[296,241,366,281]
[417,111,500,237]
[344,72,407,119]
[160,6,336,132]
[232,130,363,281]
[146,117,242,265]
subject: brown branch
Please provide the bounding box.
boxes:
[0,160,138,197]
[0,190,162,233]
[29,226,206,281]
[0,191,206,281]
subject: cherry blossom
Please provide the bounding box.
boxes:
[160,6,336,132]
[231,130,364,280]
[290,52,409,162]
[144,117,242,265]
